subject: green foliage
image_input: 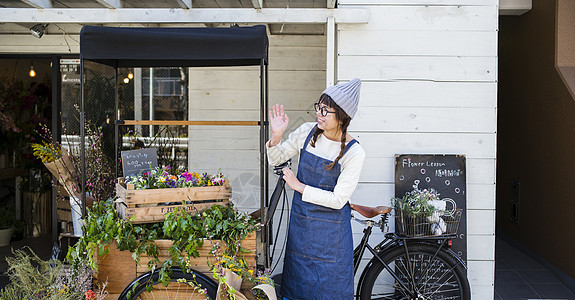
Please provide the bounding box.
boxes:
[67,199,258,295]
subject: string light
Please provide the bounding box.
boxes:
[128,72,134,80]
[29,62,36,77]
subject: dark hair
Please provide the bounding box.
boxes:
[310,94,352,170]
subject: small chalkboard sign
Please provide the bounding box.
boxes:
[395,154,467,262]
[121,148,158,177]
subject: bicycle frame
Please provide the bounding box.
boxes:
[352,213,467,299]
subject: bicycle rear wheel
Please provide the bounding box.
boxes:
[359,243,470,300]
[118,268,218,300]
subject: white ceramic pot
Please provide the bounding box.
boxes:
[0,227,14,247]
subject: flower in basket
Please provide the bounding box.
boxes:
[392,185,449,236]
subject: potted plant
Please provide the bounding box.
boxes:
[0,206,16,246]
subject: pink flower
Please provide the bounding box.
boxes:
[85,290,96,300]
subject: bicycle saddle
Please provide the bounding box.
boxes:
[350,204,392,218]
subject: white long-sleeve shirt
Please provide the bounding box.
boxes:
[266,122,366,210]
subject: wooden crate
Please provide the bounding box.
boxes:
[95,232,257,298]
[115,178,232,224]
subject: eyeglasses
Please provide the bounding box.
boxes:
[314,103,336,117]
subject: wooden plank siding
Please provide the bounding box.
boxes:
[338,2,497,298]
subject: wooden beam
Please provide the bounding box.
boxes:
[20,0,52,8]
[176,0,192,9]
[0,8,369,24]
[121,120,260,126]
[326,16,335,87]
[251,0,262,9]
[95,0,122,9]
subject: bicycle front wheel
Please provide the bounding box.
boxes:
[359,243,470,300]
[118,268,218,300]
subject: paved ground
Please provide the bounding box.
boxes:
[495,235,575,300]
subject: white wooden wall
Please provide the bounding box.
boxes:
[338,1,498,299]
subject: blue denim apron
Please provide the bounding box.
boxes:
[281,126,357,300]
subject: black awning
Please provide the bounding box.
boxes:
[80,25,269,67]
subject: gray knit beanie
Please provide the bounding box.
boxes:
[322,78,361,119]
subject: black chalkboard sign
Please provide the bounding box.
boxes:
[395,154,467,262]
[121,148,158,177]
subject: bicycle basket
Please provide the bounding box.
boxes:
[394,208,462,237]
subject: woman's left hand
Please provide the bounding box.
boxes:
[282,167,305,194]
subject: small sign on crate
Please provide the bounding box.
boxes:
[121,148,158,177]
[115,178,232,224]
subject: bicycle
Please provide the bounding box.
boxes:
[350,203,471,299]
[116,161,470,299]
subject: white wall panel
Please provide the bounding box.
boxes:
[339,30,497,57]
[352,107,497,133]
[338,6,498,31]
[185,90,319,110]
[467,210,495,235]
[360,81,497,108]
[189,70,325,91]
[338,56,497,82]
[468,260,495,286]
[468,235,495,260]
[352,132,497,159]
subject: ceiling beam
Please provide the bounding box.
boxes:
[20,0,52,8]
[176,0,192,9]
[95,0,122,9]
[327,0,337,9]
[0,8,369,24]
[251,0,263,9]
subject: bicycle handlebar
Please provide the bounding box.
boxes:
[273,159,291,175]
[264,160,291,226]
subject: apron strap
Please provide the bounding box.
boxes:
[343,139,358,154]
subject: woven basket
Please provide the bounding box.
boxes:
[395,209,462,237]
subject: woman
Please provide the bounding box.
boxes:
[267,78,366,300]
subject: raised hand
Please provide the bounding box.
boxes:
[269,104,289,146]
